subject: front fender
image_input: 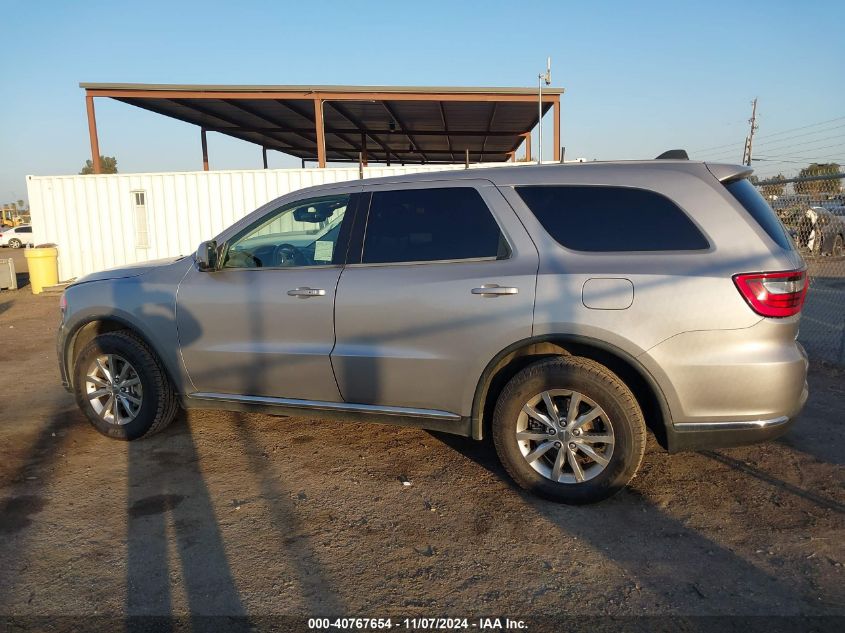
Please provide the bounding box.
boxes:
[60,268,191,393]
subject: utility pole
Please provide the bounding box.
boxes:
[742,98,758,166]
[538,57,551,165]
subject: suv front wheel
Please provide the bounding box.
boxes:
[73,331,180,440]
[492,356,646,504]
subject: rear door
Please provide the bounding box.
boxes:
[331,181,539,417]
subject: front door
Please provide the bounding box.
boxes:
[176,190,360,401]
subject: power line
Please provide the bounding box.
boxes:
[690,115,845,154]
[696,127,844,159]
[752,130,845,153]
[692,139,750,153]
[754,151,844,161]
[752,115,845,140]
[754,157,844,165]
[698,145,745,158]
[698,144,845,165]
[698,136,845,164]
[752,123,845,149]
[726,135,845,157]
[698,149,745,162]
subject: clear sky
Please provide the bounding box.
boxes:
[2,0,843,203]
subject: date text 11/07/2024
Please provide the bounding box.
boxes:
[307,617,528,630]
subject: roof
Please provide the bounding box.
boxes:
[81,82,564,164]
[80,82,564,96]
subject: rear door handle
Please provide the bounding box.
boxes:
[471,284,519,297]
[287,287,326,298]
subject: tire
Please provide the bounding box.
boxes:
[73,331,179,440]
[8,238,21,248]
[492,356,646,504]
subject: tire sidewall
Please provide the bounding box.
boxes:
[9,239,21,248]
[73,334,165,440]
[493,360,643,504]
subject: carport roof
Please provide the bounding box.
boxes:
[80,82,564,168]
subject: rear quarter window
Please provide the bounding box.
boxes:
[515,185,709,252]
[724,178,794,250]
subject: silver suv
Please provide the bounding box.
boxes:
[58,160,809,503]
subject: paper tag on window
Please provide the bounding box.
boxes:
[314,240,334,262]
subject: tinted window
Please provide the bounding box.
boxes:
[362,187,505,264]
[18,226,32,233]
[516,186,709,252]
[725,179,793,250]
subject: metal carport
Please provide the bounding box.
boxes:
[80,83,564,172]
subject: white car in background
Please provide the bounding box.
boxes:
[0,225,33,248]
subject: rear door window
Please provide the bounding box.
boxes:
[515,185,709,252]
[361,187,507,264]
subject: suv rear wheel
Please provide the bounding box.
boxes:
[492,356,646,504]
[73,331,179,440]
[8,238,21,248]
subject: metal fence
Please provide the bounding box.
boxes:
[756,172,845,365]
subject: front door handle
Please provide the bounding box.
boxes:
[471,284,519,297]
[287,287,326,298]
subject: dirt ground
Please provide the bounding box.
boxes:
[0,279,843,630]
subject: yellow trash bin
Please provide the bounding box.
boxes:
[24,246,59,295]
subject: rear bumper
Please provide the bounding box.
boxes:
[665,385,806,452]
[640,319,809,452]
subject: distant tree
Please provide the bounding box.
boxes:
[80,155,118,175]
[15,199,26,211]
[759,174,786,199]
[795,162,842,196]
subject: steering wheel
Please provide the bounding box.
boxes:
[272,243,308,267]
[225,249,263,268]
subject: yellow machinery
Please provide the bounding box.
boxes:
[1,205,27,227]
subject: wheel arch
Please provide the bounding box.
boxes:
[470,334,673,449]
[64,315,179,391]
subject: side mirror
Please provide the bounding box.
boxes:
[195,240,219,271]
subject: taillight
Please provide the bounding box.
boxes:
[733,270,808,318]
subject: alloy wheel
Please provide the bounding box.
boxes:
[515,389,614,484]
[85,354,143,425]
